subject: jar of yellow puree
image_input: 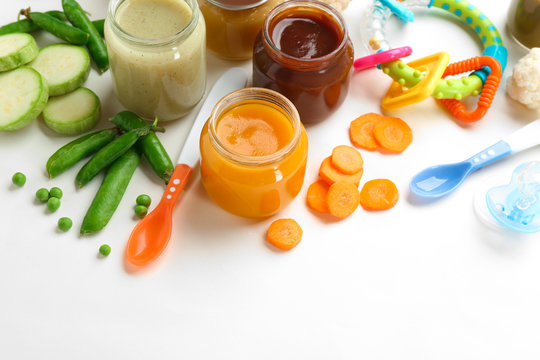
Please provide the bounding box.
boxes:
[197,0,283,60]
[199,88,308,218]
[105,0,206,121]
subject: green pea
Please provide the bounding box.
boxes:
[49,187,63,199]
[136,194,151,207]
[36,188,50,203]
[99,244,111,257]
[47,197,61,212]
[134,205,148,218]
[57,217,72,232]
[12,172,26,187]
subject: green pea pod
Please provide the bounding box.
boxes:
[0,10,67,35]
[92,19,104,38]
[46,127,119,178]
[24,10,89,45]
[62,0,108,72]
[110,111,174,183]
[76,123,161,187]
[80,148,140,234]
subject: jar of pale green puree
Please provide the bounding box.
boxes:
[105,0,206,121]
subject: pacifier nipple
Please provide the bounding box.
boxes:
[485,161,540,233]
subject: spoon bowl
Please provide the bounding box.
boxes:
[410,162,474,198]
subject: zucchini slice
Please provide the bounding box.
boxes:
[30,43,90,96]
[0,33,39,72]
[43,87,100,135]
[0,66,49,131]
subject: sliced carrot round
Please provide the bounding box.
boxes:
[359,179,399,210]
[331,145,363,174]
[267,218,303,251]
[326,181,360,219]
[372,116,412,153]
[319,156,363,186]
[306,180,330,213]
[349,113,384,151]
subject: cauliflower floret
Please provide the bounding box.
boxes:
[507,47,540,110]
[318,0,351,12]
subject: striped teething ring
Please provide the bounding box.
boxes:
[363,0,508,103]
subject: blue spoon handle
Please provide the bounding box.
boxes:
[465,140,512,172]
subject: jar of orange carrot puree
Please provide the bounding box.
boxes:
[197,0,283,60]
[199,88,308,218]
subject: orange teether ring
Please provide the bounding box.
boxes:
[439,56,502,123]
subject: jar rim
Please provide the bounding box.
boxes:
[107,0,199,46]
[261,0,349,70]
[208,87,302,166]
[205,0,269,11]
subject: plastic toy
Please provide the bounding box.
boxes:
[353,46,412,71]
[361,0,508,122]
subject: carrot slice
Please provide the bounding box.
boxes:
[372,116,412,153]
[359,179,399,210]
[267,218,303,251]
[349,113,384,151]
[326,181,360,219]
[319,156,363,186]
[306,180,330,213]
[331,145,363,174]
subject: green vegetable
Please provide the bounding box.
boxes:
[42,87,100,135]
[81,148,140,234]
[93,19,104,38]
[47,197,61,212]
[0,66,49,131]
[22,9,89,46]
[110,111,174,183]
[46,128,119,178]
[134,205,148,218]
[136,194,151,207]
[62,0,108,72]
[30,43,90,96]
[49,187,63,199]
[57,217,72,232]
[0,33,39,72]
[76,121,161,187]
[99,244,111,256]
[11,172,26,187]
[0,12,104,36]
[36,188,50,202]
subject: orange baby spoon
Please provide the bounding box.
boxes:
[125,68,248,267]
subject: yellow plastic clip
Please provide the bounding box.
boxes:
[381,52,450,110]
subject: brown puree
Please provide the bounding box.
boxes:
[252,1,353,124]
[507,0,540,49]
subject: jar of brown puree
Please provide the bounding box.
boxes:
[198,0,284,60]
[252,0,354,124]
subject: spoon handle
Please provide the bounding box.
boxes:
[465,140,512,172]
[503,118,540,153]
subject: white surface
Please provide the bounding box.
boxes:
[1,1,540,359]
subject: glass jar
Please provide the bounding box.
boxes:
[199,88,309,218]
[252,0,354,124]
[198,0,283,60]
[507,0,540,49]
[105,0,206,121]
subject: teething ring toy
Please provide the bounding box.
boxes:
[353,46,412,71]
[439,55,502,123]
[362,0,508,120]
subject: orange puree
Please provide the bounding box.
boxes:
[215,102,294,156]
[200,91,308,218]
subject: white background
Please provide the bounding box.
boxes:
[1,0,540,359]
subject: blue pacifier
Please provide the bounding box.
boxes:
[485,161,540,233]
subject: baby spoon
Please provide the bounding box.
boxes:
[125,67,248,267]
[410,118,540,198]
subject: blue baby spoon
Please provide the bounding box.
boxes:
[486,161,540,233]
[410,119,540,198]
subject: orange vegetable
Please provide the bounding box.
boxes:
[359,179,399,210]
[349,113,383,151]
[372,116,412,153]
[306,180,330,213]
[267,218,303,251]
[326,181,360,218]
[319,156,363,186]
[331,145,363,174]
